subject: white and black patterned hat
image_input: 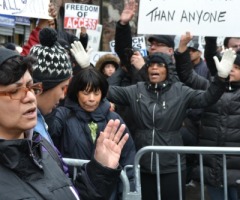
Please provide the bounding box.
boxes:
[29,27,72,91]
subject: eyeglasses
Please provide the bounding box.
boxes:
[147,42,168,48]
[0,82,43,100]
[230,45,240,50]
[148,63,166,68]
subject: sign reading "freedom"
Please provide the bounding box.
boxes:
[64,3,99,30]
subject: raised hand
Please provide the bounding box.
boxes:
[70,41,93,68]
[94,119,129,169]
[48,3,57,19]
[120,0,138,25]
[214,48,236,78]
[178,32,193,53]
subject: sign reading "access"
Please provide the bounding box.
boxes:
[64,3,99,30]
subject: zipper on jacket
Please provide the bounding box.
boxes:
[136,93,142,102]
[150,91,158,172]
[28,141,43,169]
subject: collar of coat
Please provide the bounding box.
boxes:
[147,80,170,92]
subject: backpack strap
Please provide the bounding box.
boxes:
[40,136,64,171]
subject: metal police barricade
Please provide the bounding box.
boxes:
[133,146,240,200]
[64,146,240,200]
[62,158,139,200]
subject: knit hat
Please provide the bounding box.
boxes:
[29,27,72,91]
[234,54,240,66]
[146,53,171,68]
[0,47,20,66]
[4,43,16,51]
[95,54,120,74]
[148,35,175,49]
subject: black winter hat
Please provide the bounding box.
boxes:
[234,54,240,66]
[4,43,16,51]
[29,27,72,91]
[148,35,175,49]
[146,53,171,68]
[0,47,20,66]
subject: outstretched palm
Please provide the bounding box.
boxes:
[94,119,129,168]
[120,0,137,25]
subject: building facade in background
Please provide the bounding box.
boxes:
[0,0,138,51]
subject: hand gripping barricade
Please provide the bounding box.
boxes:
[64,146,240,200]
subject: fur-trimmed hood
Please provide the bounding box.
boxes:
[95,54,120,74]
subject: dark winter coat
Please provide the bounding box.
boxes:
[107,50,226,174]
[0,131,121,200]
[176,48,240,187]
[48,98,135,165]
[47,98,136,199]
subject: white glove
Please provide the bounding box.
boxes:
[213,48,236,78]
[70,41,93,68]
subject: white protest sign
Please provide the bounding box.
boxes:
[64,3,99,30]
[138,0,240,37]
[109,36,147,57]
[76,24,102,51]
[90,51,113,66]
[86,24,102,51]
[0,0,52,19]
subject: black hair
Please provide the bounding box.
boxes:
[223,37,240,48]
[0,56,35,85]
[67,67,109,103]
[223,37,231,48]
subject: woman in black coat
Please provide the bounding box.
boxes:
[107,46,235,200]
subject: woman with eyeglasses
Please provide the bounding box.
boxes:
[0,47,129,200]
[107,48,236,199]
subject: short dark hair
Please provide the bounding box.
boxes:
[0,56,35,85]
[67,67,109,103]
[223,37,240,48]
[223,37,231,48]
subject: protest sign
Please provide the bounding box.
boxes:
[0,0,52,19]
[90,51,114,66]
[64,3,99,30]
[109,36,147,57]
[76,24,102,51]
[138,0,240,37]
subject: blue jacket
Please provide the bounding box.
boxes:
[34,109,53,144]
